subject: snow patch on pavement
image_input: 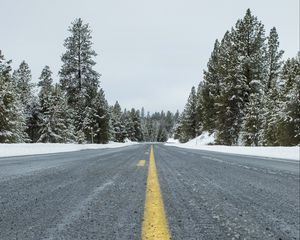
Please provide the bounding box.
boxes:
[0,141,138,158]
[166,132,300,161]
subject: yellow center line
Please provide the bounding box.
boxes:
[137,160,146,166]
[142,145,171,240]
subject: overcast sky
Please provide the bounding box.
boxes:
[1,0,299,112]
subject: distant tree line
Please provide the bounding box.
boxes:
[0,18,177,144]
[175,9,300,146]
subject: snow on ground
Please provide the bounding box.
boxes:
[0,141,138,158]
[166,132,300,161]
[184,131,215,145]
[166,138,179,144]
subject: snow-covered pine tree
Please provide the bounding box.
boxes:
[76,129,86,144]
[48,83,77,143]
[38,66,53,103]
[26,99,41,143]
[233,9,267,92]
[280,56,300,94]
[164,111,174,135]
[265,27,284,91]
[60,96,76,143]
[262,27,284,145]
[180,86,197,142]
[214,30,242,145]
[13,60,35,141]
[92,89,110,144]
[37,83,72,143]
[0,52,28,143]
[276,55,300,145]
[202,40,221,132]
[38,66,53,117]
[141,107,145,119]
[110,101,126,142]
[157,125,168,142]
[25,66,53,143]
[195,82,204,135]
[13,61,34,110]
[173,113,184,142]
[119,109,129,141]
[59,18,102,142]
[174,110,179,122]
[213,9,267,145]
[123,108,144,142]
[140,108,149,141]
[241,81,264,146]
[38,67,75,143]
[82,106,96,143]
[143,112,152,142]
[37,66,54,143]
[233,9,267,144]
[123,109,135,141]
[151,119,160,142]
[131,108,144,142]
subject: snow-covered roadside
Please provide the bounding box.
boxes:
[166,133,299,161]
[0,141,138,158]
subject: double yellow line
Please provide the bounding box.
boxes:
[142,145,171,240]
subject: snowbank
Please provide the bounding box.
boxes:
[166,138,179,144]
[184,132,215,145]
[0,141,138,158]
[166,132,299,161]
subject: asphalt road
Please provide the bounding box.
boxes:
[0,144,299,240]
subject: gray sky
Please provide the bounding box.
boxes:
[1,0,299,112]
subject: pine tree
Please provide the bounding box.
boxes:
[164,111,174,134]
[233,9,267,92]
[140,108,149,141]
[280,57,300,93]
[59,18,101,141]
[37,66,55,143]
[13,61,34,110]
[181,86,197,142]
[143,112,152,142]
[212,9,267,145]
[262,27,284,145]
[111,101,126,142]
[173,113,184,142]
[0,52,28,143]
[214,30,242,145]
[195,82,204,135]
[60,18,100,107]
[234,9,266,144]
[173,110,180,124]
[241,86,264,146]
[157,125,168,142]
[38,66,53,102]
[92,89,110,144]
[265,27,284,91]
[13,61,34,141]
[26,99,41,143]
[38,67,75,143]
[276,55,300,145]
[38,84,72,143]
[123,109,135,141]
[130,108,144,142]
[202,40,221,132]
